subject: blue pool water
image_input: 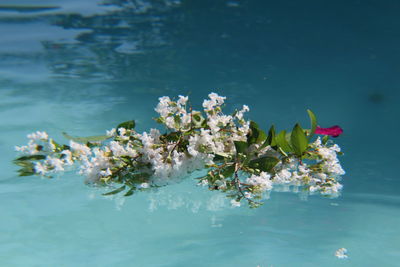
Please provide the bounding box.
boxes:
[1,0,400,266]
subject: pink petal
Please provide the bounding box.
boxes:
[315,125,343,137]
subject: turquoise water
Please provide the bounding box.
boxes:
[1,0,400,266]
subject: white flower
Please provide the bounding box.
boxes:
[15,140,40,155]
[273,169,292,184]
[118,127,127,136]
[100,168,112,177]
[230,199,241,207]
[27,131,48,141]
[202,92,226,111]
[309,185,320,192]
[125,146,138,158]
[61,150,74,165]
[109,141,126,157]
[298,164,310,174]
[313,137,322,147]
[106,128,116,137]
[235,105,249,120]
[177,95,188,106]
[246,172,272,191]
[69,141,91,157]
[313,172,327,180]
[199,179,209,186]
[155,96,172,117]
[331,144,341,152]
[209,92,226,104]
[323,161,345,176]
[140,183,150,188]
[149,128,161,139]
[335,248,348,259]
[244,191,253,199]
[165,116,176,129]
[46,156,65,171]
[322,182,343,195]
[140,132,155,147]
[181,114,191,126]
[34,162,47,175]
[14,146,26,152]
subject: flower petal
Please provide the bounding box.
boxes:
[315,125,343,137]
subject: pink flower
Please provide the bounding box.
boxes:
[315,125,343,137]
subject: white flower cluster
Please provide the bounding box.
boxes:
[214,136,345,208]
[14,93,346,207]
[15,93,250,182]
[155,95,190,130]
[245,137,345,197]
[246,172,273,191]
[15,131,50,155]
[335,248,348,259]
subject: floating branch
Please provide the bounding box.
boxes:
[14,93,345,208]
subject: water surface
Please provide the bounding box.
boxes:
[1,0,400,266]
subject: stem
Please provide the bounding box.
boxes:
[233,162,261,206]
[165,133,183,162]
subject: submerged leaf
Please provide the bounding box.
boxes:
[17,168,35,176]
[124,187,136,196]
[102,185,126,196]
[62,132,110,143]
[14,160,35,168]
[14,154,46,162]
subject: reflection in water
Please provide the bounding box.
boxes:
[44,0,184,83]
[0,0,280,98]
[0,0,185,91]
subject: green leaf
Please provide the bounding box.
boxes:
[192,112,205,128]
[173,115,181,125]
[247,121,267,145]
[214,153,230,161]
[129,172,151,183]
[249,156,280,172]
[17,167,35,176]
[63,132,110,143]
[307,109,317,140]
[117,120,135,130]
[155,117,164,124]
[14,160,35,168]
[275,130,292,153]
[162,132,180,142]
[124,187,135,196]
[221,165,235,178]
[102,185,126,196]
[14,155,46,162]
[234,141,248,155]
[322,135,329,145]
[18,171,35,177]
[260,125,276,150]
[290,123,308,157]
